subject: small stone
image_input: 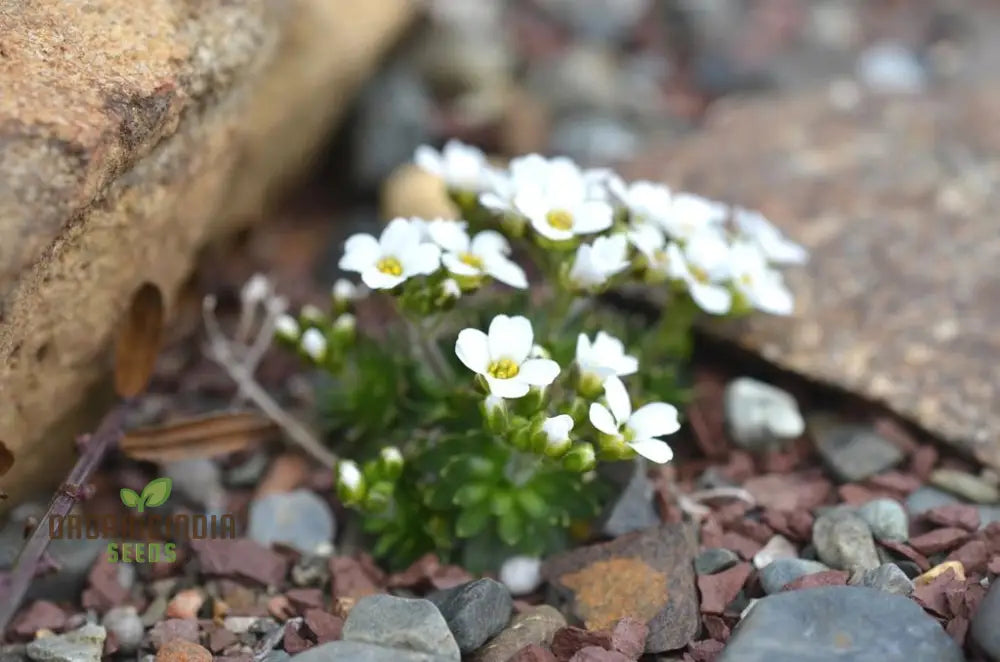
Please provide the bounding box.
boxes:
[101,606,144,653]
[697,563,751,614]
[549,115,639,168]
[923,504,981,531]
[970,580,1000,661]
[695,548,740,575]
[812,510,881,571]
[342,594,460,662]
[508,644,557,662]
[166,589,205,620]
[856,563,914,596]
[500,556,543,596]
[914,561,966,586]
[718,587,964,662]
[329,556,382,599]
[427,579,512,654]
[811,422,904,483]
[222,617,259,634]
[165,458,225,511]
[857,498,909,542]
[225,451,271,487]
[541,524,698,653]
[752,535,798,569]
[909,528,970,555]
[11,602,67,639]
[758,559,831,595]
[208,628,239,654]
[609,618,647,659]
[380,163,457,222]
[153,640,213,662]
[930,469,1000,504]
[783,569,849,591]
[290,640,453,661]
[248,489,336,556]
[568,648,630,662]
[149,620,199,648]
[598,458,658,538]
[25,624,105,662]
[905,487,960,516]
[946,540,989,575]
[304,609,344,645]
[551,627,612,660]
[291,556,330,588]
[723,378,805,451]
[471,606,566,662]
[857,41,927,94]
[190,539,290,587]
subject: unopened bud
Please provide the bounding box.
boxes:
[333,313,356,344]
[480,395,508,434]
[300,304,326,326]
[378,446,404,480]
[336,460,366,505]
[274,314,300,342]
[537,415,573,458]
[300,328,327,362]
[332,278,359,303]
[577,371,604,399]
[562,443,596,473]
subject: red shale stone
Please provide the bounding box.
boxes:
[154,639,212,662]
[909,446,939,480]
[191,539,289,587]
[701,615,730,642]
[912,569,963,617]
[688,639,726,662]
[743,472,832,512]
[879,540,931,571]
[782,570,849,591]
[909,528,971,555]
[698,562,751,614]
[304,609,344,644]
[946,540,989,574]
[10,600,67,638]
[329,556,380,599]
[510,644,558,662]
[923,504,981,531]
[551,626,612,661]
[610,617,647,659]
[286,588,324,611]
[570,647,631,662]
[865,471,922,495]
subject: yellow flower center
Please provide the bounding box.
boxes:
[653,249,668,264]
[487,358,520,379]
[739,273,753,286]
[459,252,483,270]
[546,209,574,231]
[377,256,403,276]
[690,266,710,283]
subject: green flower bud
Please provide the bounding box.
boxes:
[364,481,394,513]
[378,446,404,480]
[562,442,596,473]
[333,313,356,345]
[300,304,327,327]
[500,213,526,238]
[480,395,508,434]
[577,371,604,399]
[300,328,328,364]
[336,460,366,505]
[274,314,301,344]
[511,386,545,418]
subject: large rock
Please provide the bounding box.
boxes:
[0,0,413,504]
[626,85,1000,470]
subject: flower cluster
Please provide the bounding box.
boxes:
[270,139,808,570]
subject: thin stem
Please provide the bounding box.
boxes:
[0,404,129,632]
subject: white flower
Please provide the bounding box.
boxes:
[432,224,528,289]
[568,234,630,289]
[241,274,271,304]
[422,218,469,248]
[541,414,574,452]
[733,207,808,265]
[610,179,673,226]
[339,218,441,290]
[627,222,671,275]
[480,154,557,214]
[659,192,729,241]
[576,332,639,382]
[455,315,561,399]
[275,314,300,340]
[414,140,493,192]
[515,159,614,241]
[588,376,679,464]
[338,460,362,491]
[332,278,360,302]
[667,230,733,314]
[729,242,795,315]
[300,328,327,361]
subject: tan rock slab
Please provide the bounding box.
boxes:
[0,0,414,506]
[626,85,1000,470]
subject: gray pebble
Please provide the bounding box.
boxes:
[812,510,881,571]
[970,580,1000,661]
[811,422,903,482]
[248,489,335,556]
[342,594,460,662]
[225,451,271,487]
[695,548,741,575]
[855,563,914,596]
[857,498,909,542]
[471,605,565,662]
[427,579,512,654]
[291,640,453,661]
[26,624,105,662]
[758,559,830,595]
[719,586,963,662]
[929,469,1000,504]
[723,378,805,451]
[905,487,959,516]
[598,458,659,538]
[100,606,144,653]
[165,458,226,511]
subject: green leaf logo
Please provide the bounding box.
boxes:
[120,477,172,513]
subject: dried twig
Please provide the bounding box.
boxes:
[0,404,129,632]
[202,295,337,468]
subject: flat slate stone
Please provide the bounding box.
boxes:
[626,86,1000,470]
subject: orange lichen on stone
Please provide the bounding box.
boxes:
[558,557,668,631]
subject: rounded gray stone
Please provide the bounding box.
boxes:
[723,378,805,451]
[857,498,909,542]
[904,487,960,516]
[811,424,903,483]
[248,489,335,555]
[290,640,452,662]
[426,579,512,654]
[970,580,1000,661]
[856,563,914,596]
[101,606,144,653]
[695,548,741,575]
[929,469,1000,504]
[343,594,460,662]
[720,586,965,662]
[758,559,830,595]
[812,510,881,571]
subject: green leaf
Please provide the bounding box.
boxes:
[140,477,172,508]
[455,505,491,538]
[489,492,514,516]
[453,484,490,507]
[517,490,548,518]
[498,508,523,546]
[119,488,140,509]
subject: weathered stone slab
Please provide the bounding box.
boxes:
[626,86,1000,469]
[0,0,413,505]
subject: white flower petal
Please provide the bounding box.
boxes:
[471,230,511,256]
[486,375,530,399]
[380,218,418,253]
[483,255,528,289]
[628,402,680,439]
[690,282,732,315]
[517,359,560,387]
[488,315,533,364]
[571,200,614,234]
[542,414,574,442]
[602,376,632,426]
[361,268,405,290]
[402,243,442,276]
[455,329,490,374]
[629,438,674,464]
[588,403,620,436]
[427,220,470,253]
[575,333,592,365]
[414,145,443,176]
[442,253,482,277]
[339,234,380,273]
